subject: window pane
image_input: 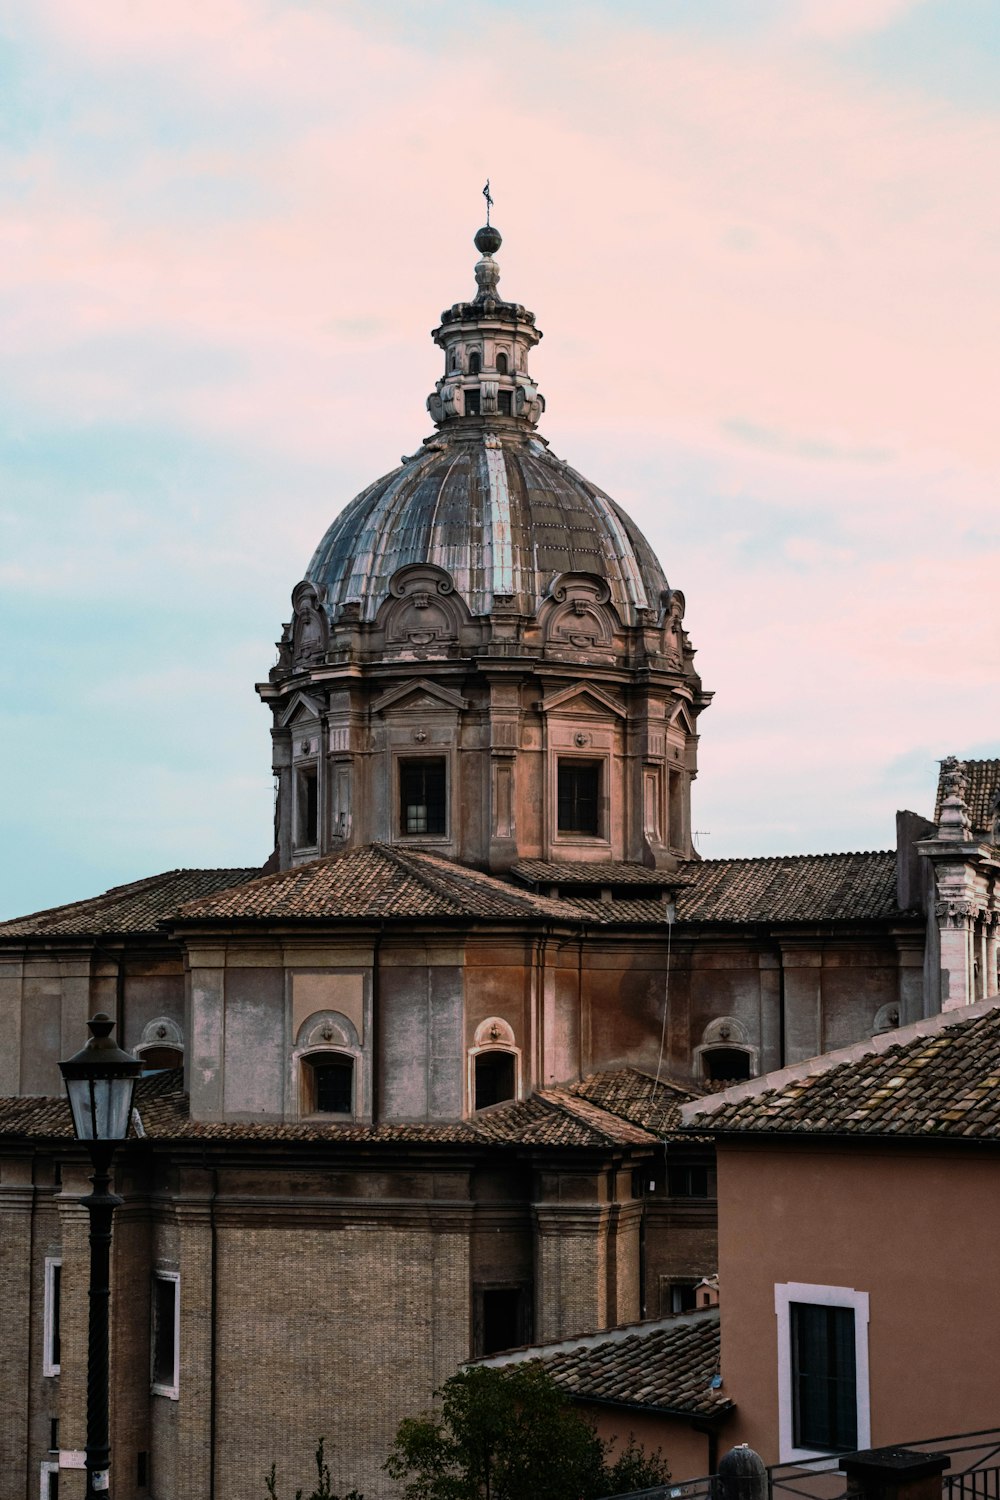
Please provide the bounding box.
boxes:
[557,761,601,835]
[792,1303,857,1451]
[400,759,446,837]
[313,1057,353,1114]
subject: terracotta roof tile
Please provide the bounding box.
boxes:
[570,1068,700,1139]
[0,1073,657,1150]
[686,997,1000,1140]
[934,757,1000,837]
[0,868,261,940]
[510,860,687,889]
[172,845,579,924]
[675,850,901,924]
[472,1311,730,1419]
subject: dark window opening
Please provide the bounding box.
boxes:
[49,1419,59,1453]
[151,1276,177,1391]
[53,1161,61,1187]
[139,1045,182,1073]
[496,352,509,374]
[475,1286,532,1356]
[465,388,481,417]
[468,350,482,375]
[498,390,513,416]
[50,1264,60,1368]
[449,351,457,370]
[400,758,447,837]
[667,1163,710,1198]
[557,760,601,836]
[137,1452,149,1489]
[703,1048,752,1083]
[474,1050,516,1109]
[44,1470,58,1500]
[309,1055,354,1114]
[791,1303,857,1452]
[665,1280,698,1315]
[296,765,319,848]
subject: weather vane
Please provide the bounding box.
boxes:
[483,179,493,226]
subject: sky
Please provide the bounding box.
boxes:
[1,0,998,918]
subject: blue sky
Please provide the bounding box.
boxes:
[1,0,998,917]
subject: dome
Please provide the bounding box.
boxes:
[306,430,668,626]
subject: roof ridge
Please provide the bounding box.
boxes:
[686,849,894,870]
[0,865,260,933]
[371,844,470,914]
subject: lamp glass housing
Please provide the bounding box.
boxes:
[59,1013,141,1144]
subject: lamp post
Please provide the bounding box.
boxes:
[60,1012,141,1498]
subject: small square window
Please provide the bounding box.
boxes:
[667,1163,710,1198]
[557,760,601,836]
[151,1272,179,1398]
[400,758,447,837]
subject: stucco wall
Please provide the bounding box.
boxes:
[717,1138,1000,1460]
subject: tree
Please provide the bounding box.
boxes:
[384,1364,670,1500]
[265,1436,364,1500]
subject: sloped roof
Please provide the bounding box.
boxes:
[172,845,579,924]
[675,850,901,924]
[570,1067,700,1139]
[684,994,1000,1140]
[470,1310,730,1419]
[0,867,260,940]
[934,758,1000,836]
[510,860,685,889]
[0,1071,657,1150]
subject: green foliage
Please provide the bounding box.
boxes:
[265,1436,364,1500]
[384,1364,670,1500]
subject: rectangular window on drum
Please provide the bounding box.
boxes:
[557,760,601,836]
[399,758,447,837]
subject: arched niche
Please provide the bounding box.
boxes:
[693,1016,758,1084]
[136,1016,184,1072]
[292,1011,363,1119]
[469,1017,521,1112]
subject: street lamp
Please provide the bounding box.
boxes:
[60,1012,141,1498]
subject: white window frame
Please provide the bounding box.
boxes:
[39,1461,59,1500]
[151,1270,180,1399]
[775,1281,870,1463]
[43,1257,61,1377]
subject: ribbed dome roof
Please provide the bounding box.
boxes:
[306,432,668,626]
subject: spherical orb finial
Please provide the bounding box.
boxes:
[474,224,502,255]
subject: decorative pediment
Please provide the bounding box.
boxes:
[377,563,467,652]
[371,678,469,716]
[278,690,325,728]
[669,699,696,735]
[540,572,617,654]
[538,683,627,719]
[290,579,329,666]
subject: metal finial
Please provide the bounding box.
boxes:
[483,179,493,226]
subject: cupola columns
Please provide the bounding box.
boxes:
[427,224,545,429]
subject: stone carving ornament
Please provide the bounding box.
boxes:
[290,580,329,666]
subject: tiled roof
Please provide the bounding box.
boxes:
[0,868,261,940]
[570,1067,700,1139]
[510,861,686,889]
[0,1072,657,1151]
[173,845,579,924]
[684,995,1000,1140]
[934,758,1000,836]
[471,1311,730,1419]
[675,850,902,924]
